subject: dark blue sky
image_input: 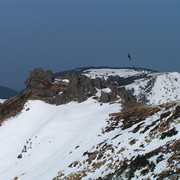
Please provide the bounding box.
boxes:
[0,0,180,90]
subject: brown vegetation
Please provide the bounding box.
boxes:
[0,89,35,125]
[105,103,160,133]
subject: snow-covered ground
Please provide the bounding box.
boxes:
[83,68,151,80]
[0,98,121,180]
[0,99,6,104]
[0,98,179,179]
[126,72,180,105]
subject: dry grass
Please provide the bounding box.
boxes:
[117,147,125,154]
[53,102,180,180]
[129,139,138,145]
[105,103,160,133]
[0,89,35,125]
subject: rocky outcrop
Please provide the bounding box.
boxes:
[24,69,107,105]
[54,74,136,106]
[25,68,54,89]
[99,82,136,108]
[118,87,137,108]
[23,68,137,107]
[54,74,105,104]
[0,68,55,125]
[0,89,35,125]
[0,68,138,125]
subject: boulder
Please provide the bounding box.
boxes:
[118,87,137,108]
[17,154,22,159]
[100,91,110,103]
[94,77,105,89]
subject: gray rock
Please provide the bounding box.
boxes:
[25,68,54,89]
[94,77,104,89]
[54,74,104,105]
[65,74,97,102]
[17,154,22,159]
[118,87,137,108]
[100,91,110,103]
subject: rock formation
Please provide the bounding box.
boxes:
[25,68,54,89]
[0,68,137,125]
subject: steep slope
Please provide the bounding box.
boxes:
[0,68,179,180]
[126,72,180,105]
[53,102,180,180]
[0,99,121,180]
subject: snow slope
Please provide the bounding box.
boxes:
[0,98,179,179]
[126,72,180,105]
[0,98,121,180]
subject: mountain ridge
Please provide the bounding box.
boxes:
[0,67,179,180]
[54,66,157,77]
[0,85,17,99]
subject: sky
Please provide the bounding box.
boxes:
[0,0,180,91]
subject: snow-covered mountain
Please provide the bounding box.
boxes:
[0,85,17,99]
[84,68,180,105]
[0,68,179,180]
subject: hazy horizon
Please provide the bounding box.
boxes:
[0,0,180,90]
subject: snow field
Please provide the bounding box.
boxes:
[0,98,121,180]
[83,68,150,79]
[126,72,180,105]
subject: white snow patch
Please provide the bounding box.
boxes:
[54,78,69,84]
[102,88,111,93]
[0,99,6,104]
[61,79,69,83]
